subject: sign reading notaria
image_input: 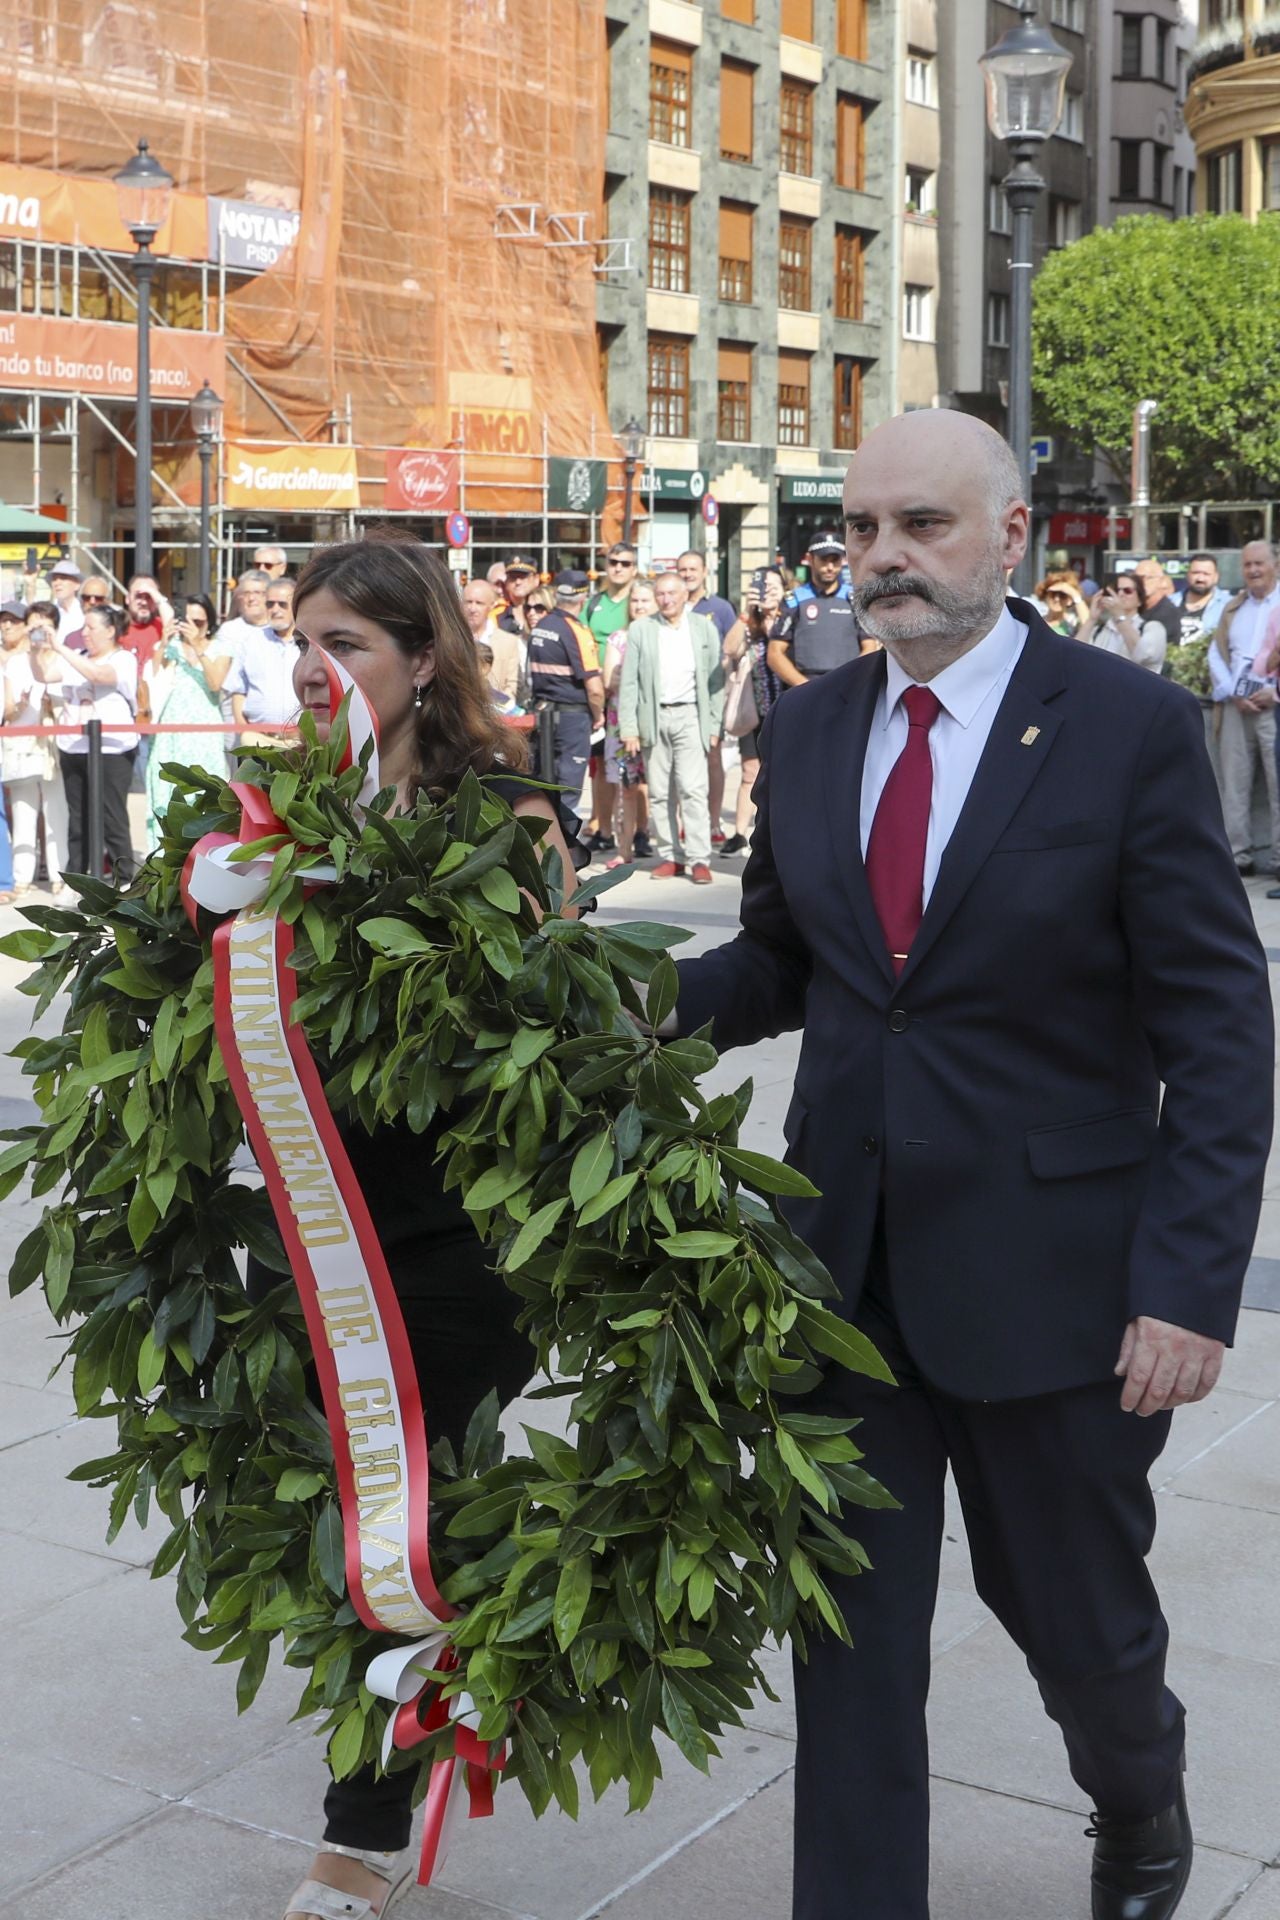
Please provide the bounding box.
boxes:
[208,198,302,273]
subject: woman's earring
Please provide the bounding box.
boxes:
[414,683,424,709]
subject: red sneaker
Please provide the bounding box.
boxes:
[711,830,726,846]
[650,860,686,879]
[690,863,713,884]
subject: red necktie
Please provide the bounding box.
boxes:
[865,684,941,976]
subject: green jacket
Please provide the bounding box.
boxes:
[616,611,725,753]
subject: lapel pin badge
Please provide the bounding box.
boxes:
[1020,726,1041,747]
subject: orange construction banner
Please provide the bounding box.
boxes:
[225,443,361,511]
[0,314,225,400]
[0,162,209,262]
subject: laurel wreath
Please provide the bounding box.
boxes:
[0,723,894,1818]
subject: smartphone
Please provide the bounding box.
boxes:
[25,546,36,573]
[172,594,189,622]
[750,567,770,597]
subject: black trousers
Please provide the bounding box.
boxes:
[792,1238,1184,1920]
[60,747,137,882]
[533,705,591,833]
[246,1230,532,1852]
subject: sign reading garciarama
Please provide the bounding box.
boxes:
[225,444,361,511]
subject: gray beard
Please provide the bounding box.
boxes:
[853,559,1009,677]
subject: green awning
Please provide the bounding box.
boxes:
[0,504,87,535]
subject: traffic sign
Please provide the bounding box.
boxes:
[445,510,471,549]
[447,548,470,573]
[1030,436,1055,474]
[701,493,719,527]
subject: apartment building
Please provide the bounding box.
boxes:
[598,0,892,584]
[1185,0,1280,217]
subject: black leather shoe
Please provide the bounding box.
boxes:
[1089,1776,1192,1920]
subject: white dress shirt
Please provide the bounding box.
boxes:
[859,605,1027,907]
[1207,587,1280,702]
[659,612,698,705]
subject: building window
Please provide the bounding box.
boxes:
[649,189,691,293]
[777,350,811,447]
[1119,17,1143,78]
[1049,195,1081,247]
[779,219,813,310]
[780,81,814,175]
[903,283,932,341]
[905,165,936,214]
[1263,141,1280,211]
[1206,0,1242,21]
[836,95,867,190]
[720,59,754,164]
[1117,139,1143,200]
[648,335,690,438]
[721,0,754,21]
[719,200,753,303]
[718,343,752,442]
[1207,144,1242,214]
[837,0,867,60]
[906,52,934,106]
[650,41,692,147]
[834,356,863,449]
[988,181,1011,233]
[986,292,1010,348]
[835,228,864,320]
[781,0,813,40]
[1058,92,1083,141]
[1155,21,1171,83]
[1050,0,1083,27]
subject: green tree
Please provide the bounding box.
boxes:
[1032,213,1280,502]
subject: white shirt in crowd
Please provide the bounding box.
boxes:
[1208,586,1280,702]
[860,605,1026,909]
[56,600,84,643]
[1089,617,1167,674]
[659,611,698,706]
[61,649,139,754]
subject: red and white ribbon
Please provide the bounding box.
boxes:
[183,655,502,1881]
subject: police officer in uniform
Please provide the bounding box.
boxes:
[527,569,604,833]
[767,529,868,689]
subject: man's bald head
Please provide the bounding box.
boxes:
[841,410,1029,679]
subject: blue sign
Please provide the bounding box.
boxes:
[445,511,471,549]
[1030,436,1055,474]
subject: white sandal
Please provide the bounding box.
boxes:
[283,1842,413,1920]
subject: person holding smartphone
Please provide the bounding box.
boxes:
[1076,573,1167,672]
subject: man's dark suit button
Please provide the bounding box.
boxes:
[887,1008,909,1033]
[862,1135,879,1156]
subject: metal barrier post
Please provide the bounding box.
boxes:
[536,704,556,785]
[85,717,105,881]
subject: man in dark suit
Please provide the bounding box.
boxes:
[673,412,1273,1920]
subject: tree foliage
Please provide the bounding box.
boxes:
[1032,213,1280,502]
[0,725,893,1820]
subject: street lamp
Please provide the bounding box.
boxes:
[619,416,645,547]
[190,381,222,601]
[980,4,1073,593]
[113,139,174,581]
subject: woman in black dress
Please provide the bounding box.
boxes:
[260,533,579,1920]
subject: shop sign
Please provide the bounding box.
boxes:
[0,313,224,399]
[384,449,460,514]
[1048,512,1132,545]
[208,197,301,273]
[0,161,211,263]
[778,473,847,505]
[225,443,361,511]
[548,456,606,514]
[641,466,706,500]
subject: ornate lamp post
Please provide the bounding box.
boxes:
[113,139,174,581]
[190,381,222,601]
[980,5,1073,593]
[619,417,646,548]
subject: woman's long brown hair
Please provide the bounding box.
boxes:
[293,530,527,796]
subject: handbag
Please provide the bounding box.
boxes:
[722,649,760,738]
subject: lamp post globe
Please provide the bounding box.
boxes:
[114,140,174,582]
[191,382,222,602]
[979,4,1073,594]
[619,416,646,548]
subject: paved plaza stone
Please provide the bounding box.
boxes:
[1,863,1278,1919]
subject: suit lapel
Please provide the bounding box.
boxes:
[821,652,898,985]
[898,615,1067,986]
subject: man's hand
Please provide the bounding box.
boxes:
[1115,1315,1225,1416]
[622,735,641,756]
